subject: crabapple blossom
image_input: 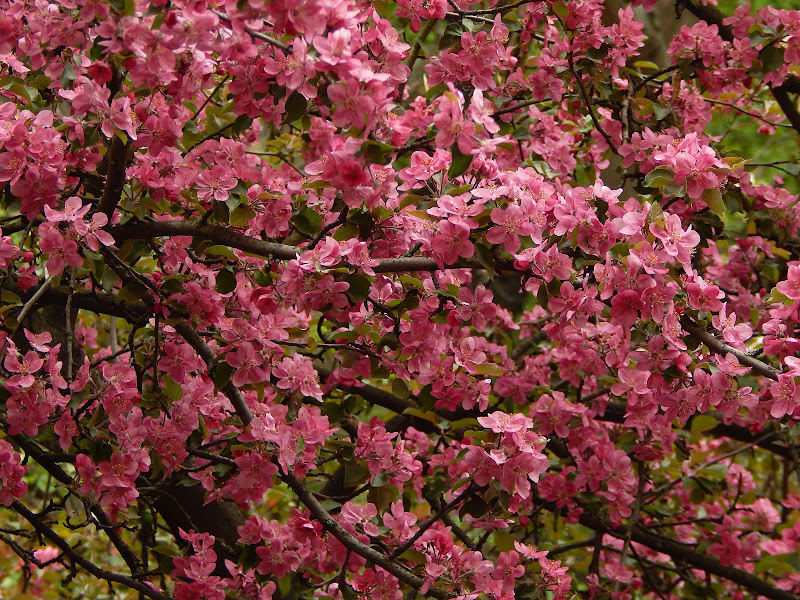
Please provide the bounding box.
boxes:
[3,1,800,599]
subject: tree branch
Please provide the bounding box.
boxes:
[8,435,142,577]
[281,471,454,600]
[110,220,443,272]
[96,136,133,219]
[11,500,169,600]
[681,319,780,381]
[577,509,800,600]
[680,0,800,136]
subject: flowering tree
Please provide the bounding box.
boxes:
[3,0,800,598]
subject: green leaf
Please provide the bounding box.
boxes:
[761,45,785,73]
[232,114,253,134]
[653,103,672,120]
[688,486,706,504]
[702,187,725,217]
[448,144,473,179]
[344,461,368,486]
[283,91,307,124]
[332,223,359,241]
[216,268,236,294]
[403,408,438,425]
[368,479,397,511]
[690,414,717,434]
[371,470,388,488]
[230,205,255,227]
[60,62,76,89]
[293,205,323,235]
[359,140,395,165]
[212,201,230,224]
[719,156,748,172]
[1,290,20,304]
[391,379,410,400]
[474,243,495,279]
[373,0,393,18]
[345,273,371,302]
[493,530,516,552]
[643,166,674,188]
[473,362,505,376]
[150,544,179,557]
[782,163,800,176]
[400,548,426,565]
[118,280,148,302]
[162,374,183,401]
[754,556,795,576]
[204,245,238,260]
[213,362,233,389]
[551,1,568,20]
[722,211,748,235]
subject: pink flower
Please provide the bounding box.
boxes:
[197,165,238,203]
[770,375,800,418]
[486,205,534,253]
[327,79,375,129]
[610,289,643,328]
[38,224,83,275]
[0,440,28,506]
[302,274,350,311]
[4,349,44,389]
[98,451,140,489]
[649,214,700,269]
[433,93,476,154]
[43,196,90,223]
[431,220,473,266]
[711,303,752,347]
[478,411,533,434]
[73,212,115,251]
[226,342,267,387]
[273,356,323,401]
[777,264,800,300]
[662,310,687,351]
[456,285,497,332]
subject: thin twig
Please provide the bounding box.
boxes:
[192,75,230,120]
[566,53,619,155]
[11,500,166,598]
[0,276,56,365]
[703,97,793,128]
[390,484,475,559]
[211,10,289,51]
[65,268,75,382]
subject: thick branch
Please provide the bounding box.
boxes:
[110,220,442,273]
[577,509,800,600]
[96,136,133,218]
[681,319,780,381]
[282,471,454,599]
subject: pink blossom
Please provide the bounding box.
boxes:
[327,79,375,129]
[38,224,83,275]
[98,451,140,489]
[777,264,800,300]
[273,356,323,401]
[431,220,474,266]
[486,204,534,253]
[650,214,700,270]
